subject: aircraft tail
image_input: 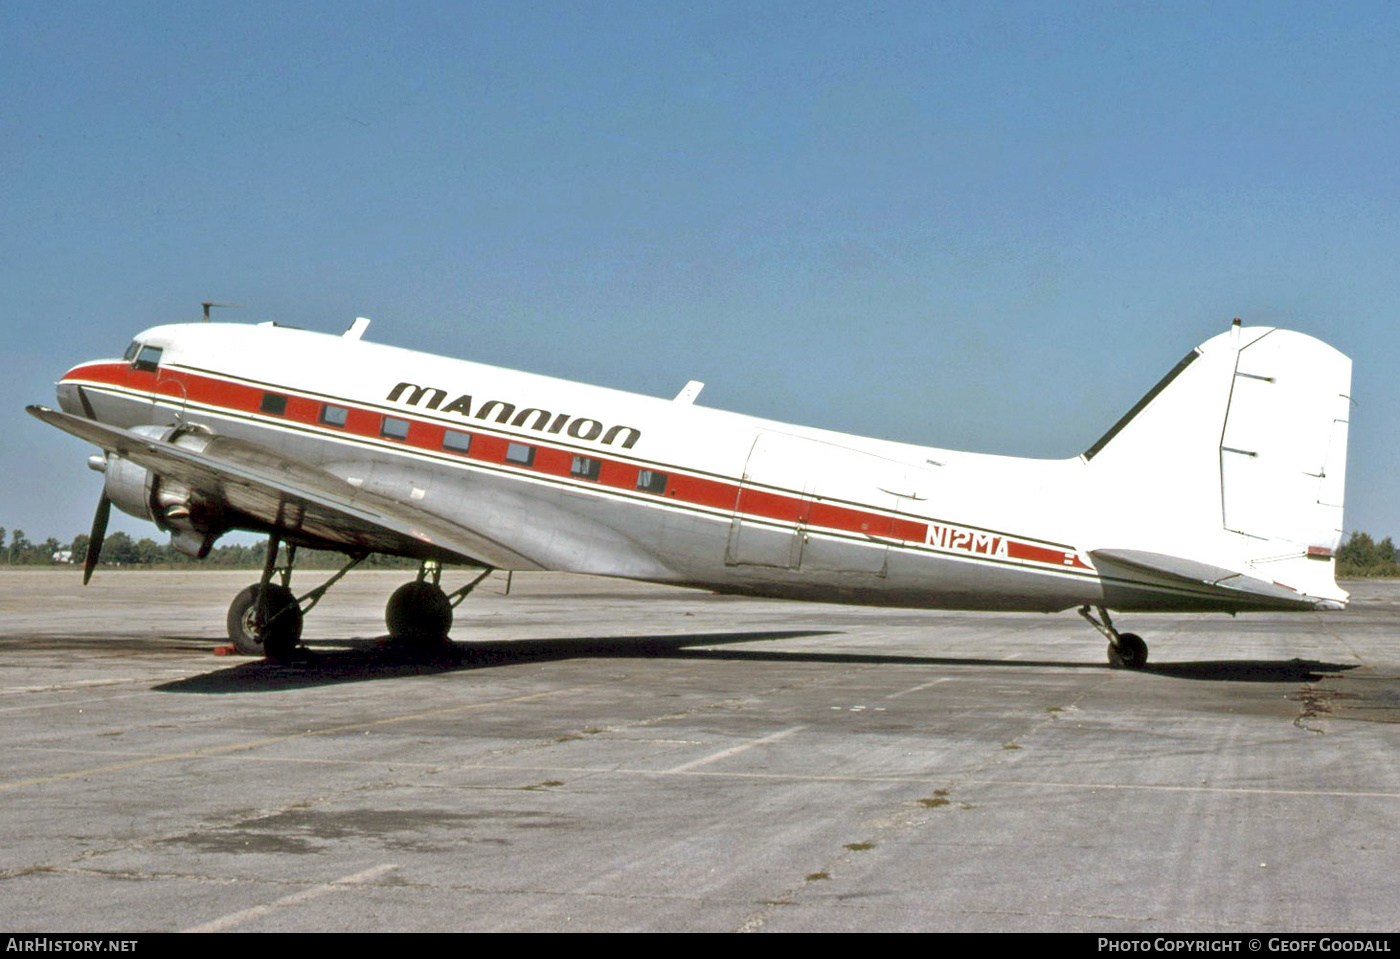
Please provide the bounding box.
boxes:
[1081,322,1351,608]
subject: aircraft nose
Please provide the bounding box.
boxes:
[56,364,95,417]
[56,383,82,415]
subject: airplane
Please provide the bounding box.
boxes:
[27,315,1351,668]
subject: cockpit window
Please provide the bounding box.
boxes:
[122,341,140,362]
[133,345,163,372]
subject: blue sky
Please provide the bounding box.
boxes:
[3,1,1397,546]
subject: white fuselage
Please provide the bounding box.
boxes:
[53,321,1345,613]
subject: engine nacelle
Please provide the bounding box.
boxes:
[95,425,228,558]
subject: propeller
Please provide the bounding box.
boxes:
[84,493,111,585]
[83,454,111,586]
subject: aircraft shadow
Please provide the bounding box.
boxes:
[152,631,1358,693]
[1137,659,1358,683]
[154,629,835,693]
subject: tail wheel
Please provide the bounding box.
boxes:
[386,581,453,644]
[1107,632,1148,669]
[227,584,304,658]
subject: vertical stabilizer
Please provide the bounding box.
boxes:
[1083,324,1351,606]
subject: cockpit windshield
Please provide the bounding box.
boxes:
[132,344,163,373]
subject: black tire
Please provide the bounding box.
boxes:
[386,581,453,644]
[1108,632,1148,669]
[227,584,304,658]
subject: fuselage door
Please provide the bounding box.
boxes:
[725,432,811,569]
[798,445,899,577]
[726,432,910,577]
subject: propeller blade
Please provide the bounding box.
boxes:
[84,494,111,585]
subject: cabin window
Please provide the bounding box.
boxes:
[442,430,473,454]
[122,341,140,362]
[571,456,601,480]
[259,392,287,415]
[636,469,668,494]
[505,442,535,466]
[319,404,348,427]
[133,345,163,373]
[381,416,410,440]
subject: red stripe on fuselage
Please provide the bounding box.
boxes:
[62,361,1091,573]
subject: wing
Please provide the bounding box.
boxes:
[27,405,543,569]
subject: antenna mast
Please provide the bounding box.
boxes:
[201,301,241,322]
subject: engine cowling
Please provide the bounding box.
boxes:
[93,425,228,558]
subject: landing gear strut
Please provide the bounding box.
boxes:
[227,535,301,658]
[1079,605,1149,669]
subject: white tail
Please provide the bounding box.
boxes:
[1082,323,1351,606]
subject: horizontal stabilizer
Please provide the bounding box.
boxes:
[1090,548,1331,610]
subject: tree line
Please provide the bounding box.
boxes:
[1334,532,1400,577]
[2,524,1396,576]
[0,527,414,569]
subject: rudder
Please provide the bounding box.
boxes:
[1082,322,1351,606]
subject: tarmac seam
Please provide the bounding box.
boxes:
[961,777,1400,800]
[664,725,808,773]
[0,686,593,792]
[0,690,187,713]
[883,676,955,699]
[183,863,400,932]
[36,752,1392,799]
[14,754,1394,800]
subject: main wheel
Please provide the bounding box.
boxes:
[227,584,304,658]
[386,581,453,645]
[1107,632,1148,669]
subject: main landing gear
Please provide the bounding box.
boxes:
[225,538,495,659]
[226,536,365,658]
[385,562,493,646]
[1078,605,1149,669]
[227,583,302,659]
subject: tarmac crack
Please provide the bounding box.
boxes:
[1293,683,1332,734]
